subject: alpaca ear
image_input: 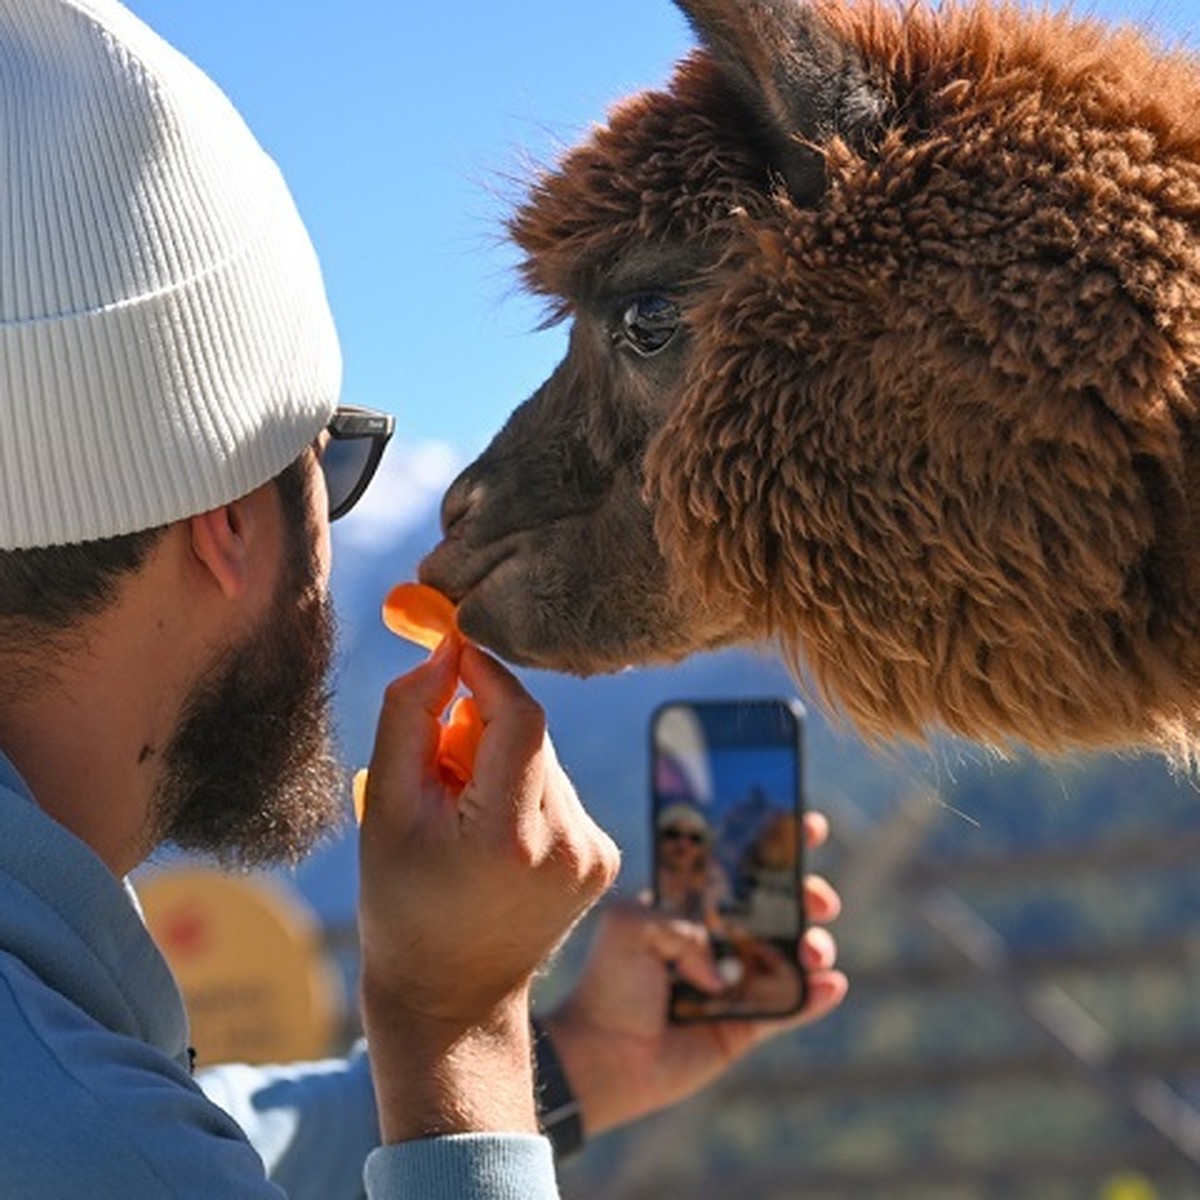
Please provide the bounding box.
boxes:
[673,0,886,201]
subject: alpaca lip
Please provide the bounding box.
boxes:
[417,535,519,609]
[422,546,553,669]
[419,536,640,675]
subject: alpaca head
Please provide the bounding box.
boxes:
[421,0,1200,759]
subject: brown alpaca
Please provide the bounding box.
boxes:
[420,0,1200,760]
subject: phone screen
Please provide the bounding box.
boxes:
[651,698,806,1022]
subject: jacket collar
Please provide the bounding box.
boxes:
[0,749,190,1067]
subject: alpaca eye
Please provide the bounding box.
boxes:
[614,294,680,357]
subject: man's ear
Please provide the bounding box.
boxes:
[188,500,257,600]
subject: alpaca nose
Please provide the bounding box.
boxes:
[439,470,484,535]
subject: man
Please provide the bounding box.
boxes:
[0,1,848,1196]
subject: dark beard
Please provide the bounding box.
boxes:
[151,532,345,869]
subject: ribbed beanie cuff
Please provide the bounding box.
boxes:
[0,0,342,549]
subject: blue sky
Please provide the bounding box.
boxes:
[123,0,693,458]
[124,0,1200,465]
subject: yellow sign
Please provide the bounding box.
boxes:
[1100,1174,1158,1200]
[138,868,342,1069]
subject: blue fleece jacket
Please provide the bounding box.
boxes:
[0,753,557,1199]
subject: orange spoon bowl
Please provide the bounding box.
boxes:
[360,581,484,802]
[381,582,459,650]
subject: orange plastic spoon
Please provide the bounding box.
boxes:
[354,583,484,821]
[438,695,483,790]
[352,767,370,825]
[382,582,459,649]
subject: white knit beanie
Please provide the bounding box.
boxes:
[0,0,342,549]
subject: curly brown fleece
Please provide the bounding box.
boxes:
[439,0,1200,760]
[684,3,1200,756]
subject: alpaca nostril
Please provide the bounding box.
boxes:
[440,474,484,535]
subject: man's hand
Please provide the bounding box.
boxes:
[357,636,621,1142]
[540,812,848,1136]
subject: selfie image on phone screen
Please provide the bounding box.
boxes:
[651,698,807,1022]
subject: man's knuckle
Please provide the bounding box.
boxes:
[511,696,546,733]
[595,834,622,887]
[569,830,621,895]
[380,678,417,715]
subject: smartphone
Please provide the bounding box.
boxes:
[651,697,807,1022]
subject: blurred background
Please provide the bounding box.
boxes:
[125,0,1200,1196]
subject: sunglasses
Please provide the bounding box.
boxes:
[659,827,706,846]
[320,405,394,521]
